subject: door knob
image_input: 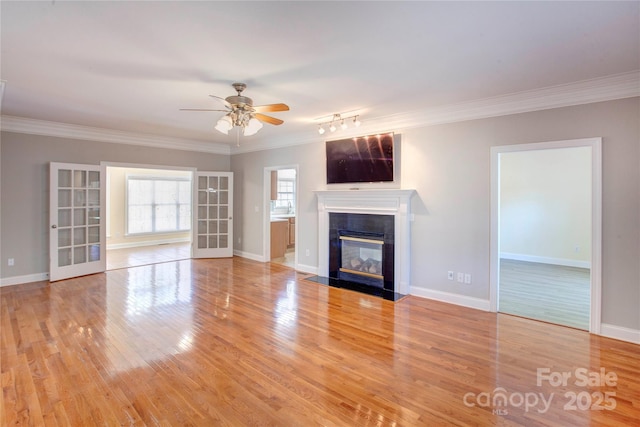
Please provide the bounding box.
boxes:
[51,225,57,229]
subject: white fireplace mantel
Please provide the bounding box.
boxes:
[315,189,416,295]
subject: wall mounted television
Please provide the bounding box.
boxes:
[326,133,395,184]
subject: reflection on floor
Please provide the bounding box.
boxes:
[107,242,191,270]
[271,247,295,268]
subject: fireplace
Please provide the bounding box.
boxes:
[314,189,415,300]
[329,213,394,292]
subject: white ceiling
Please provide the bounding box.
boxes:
[1,1,639,153]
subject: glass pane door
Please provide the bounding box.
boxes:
[192,172,233,258]
[50,163,105,281]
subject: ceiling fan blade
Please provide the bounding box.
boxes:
[209,95,232,109]
[255,113,284,125]
[179,108,229,112]
[253,103,290,113]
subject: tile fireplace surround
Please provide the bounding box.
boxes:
[315,189,416,296]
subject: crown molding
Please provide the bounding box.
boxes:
[231,70,640,154]
[1,72,637,156]
[0,115,231,155]
[393,70,640,129]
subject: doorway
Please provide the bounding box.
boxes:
[264,166,298,269]
[490,138,602,333]
[104,164,195,270]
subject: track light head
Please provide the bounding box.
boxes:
[315,112,362,135]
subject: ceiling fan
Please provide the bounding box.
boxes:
[180,82,289,136]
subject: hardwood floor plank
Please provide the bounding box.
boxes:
[2,257,639,426]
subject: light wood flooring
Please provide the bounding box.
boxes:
[107,242,191,270]
[2,257,639,426]
[499,259,590,330]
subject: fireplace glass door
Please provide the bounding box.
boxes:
[339,234,384,287]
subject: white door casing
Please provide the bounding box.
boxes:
[489,137,602,333]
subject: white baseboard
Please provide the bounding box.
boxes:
[294,263,318,275]
[1,272,49,287]
[233,250,265,262]
[410,287,491,311]
[599,323,640,344]
[500,252,591,269]
[107,237,190,250]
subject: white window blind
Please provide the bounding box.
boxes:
[127,177,191,235]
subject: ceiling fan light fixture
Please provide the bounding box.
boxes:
[243,117,263,136]
[183,82,288,139]
[215,115,233,134]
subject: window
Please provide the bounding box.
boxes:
[127,177,191,234]
[274,179,295,210]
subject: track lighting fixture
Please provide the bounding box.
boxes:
[316,113,362,135]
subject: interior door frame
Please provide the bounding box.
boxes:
[489,137,602,333]
[263,165,299,266]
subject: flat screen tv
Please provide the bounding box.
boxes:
[326,133,394,184]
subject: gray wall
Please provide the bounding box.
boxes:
[1,98,638,331]
[231,97,640,331]
[0,132,229,278]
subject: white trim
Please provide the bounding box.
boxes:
[500,252,591,269]
[107,237,191,250]
[230,71,640,154]
[490,137,602,334]
[1,272,49,287]
[1,115,231,155]
[599,324,640,345]
[315,189,415,295]
[233,250,265,262]
[295,264,318,275]
[410,288,491,312]
[2,72,637,156]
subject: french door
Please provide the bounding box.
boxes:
[192,171,233,258]
[49,162,106,281]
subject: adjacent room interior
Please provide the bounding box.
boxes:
[106,166,193,270]
[497,146,593,330]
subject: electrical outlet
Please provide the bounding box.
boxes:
[447,271,454,280]
[464,273,472,284]
[237,237,241,244]
[457,272,464,283]
[305,249,310,256]
[8,258,15,266]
